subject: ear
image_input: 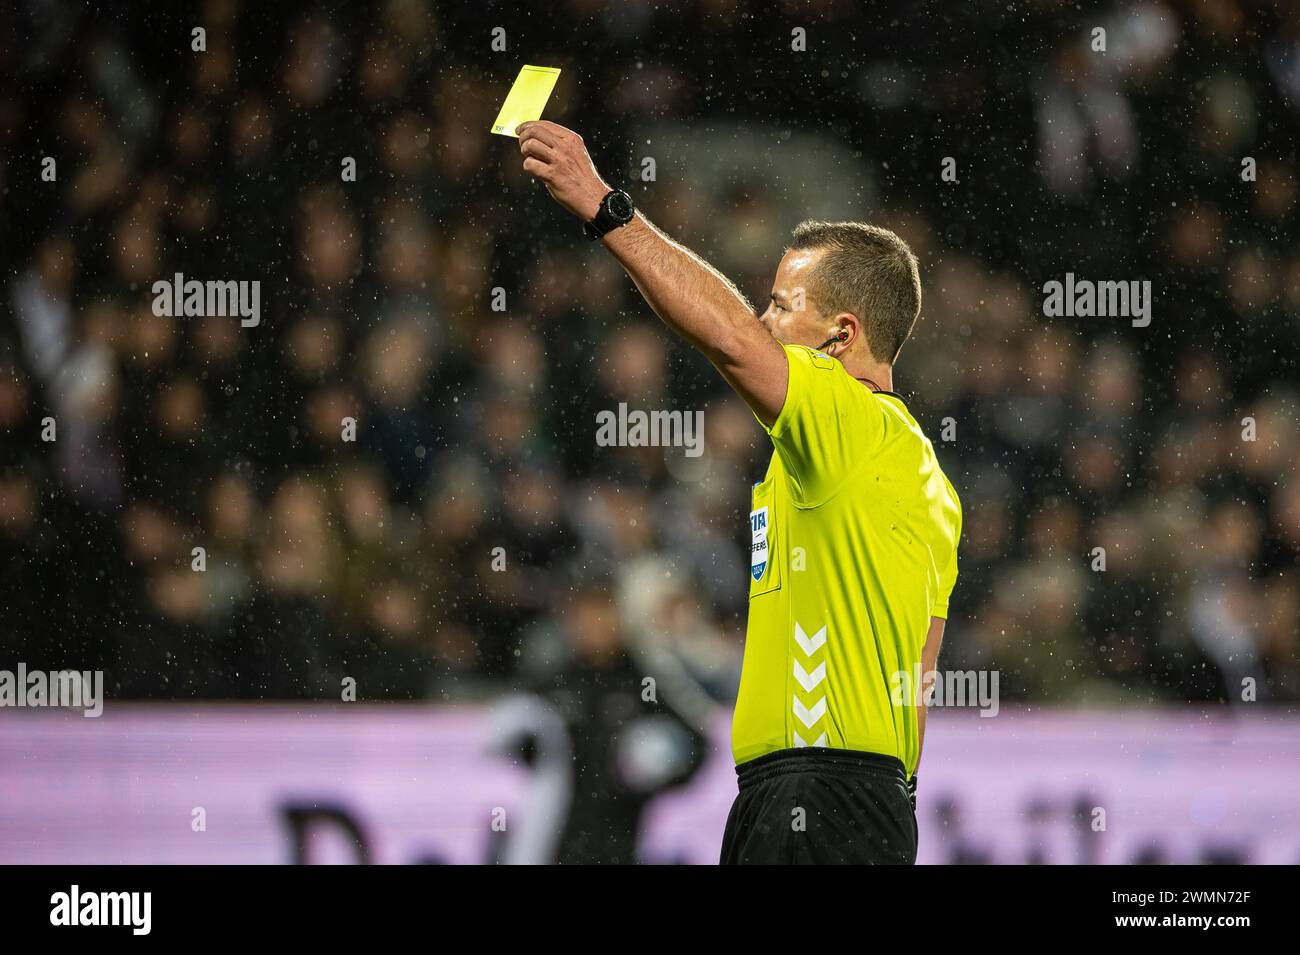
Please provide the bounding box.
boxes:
[825,312,862,356]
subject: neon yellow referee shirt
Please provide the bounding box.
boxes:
[732,343,961,776]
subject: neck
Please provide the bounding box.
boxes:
[844,357,894,393]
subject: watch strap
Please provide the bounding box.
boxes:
[583,190,629,241]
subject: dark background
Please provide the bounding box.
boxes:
[1,0,1296,718]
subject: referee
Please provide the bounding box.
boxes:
[517,121,961,865]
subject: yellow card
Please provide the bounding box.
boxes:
[490,65,561,137]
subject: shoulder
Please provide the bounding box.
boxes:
[785,344,839,372]
[783,345,867,400]
[772,344,871,429]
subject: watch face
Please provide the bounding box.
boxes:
[606,191,634,222]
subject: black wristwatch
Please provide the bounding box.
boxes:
[583,189,635,240]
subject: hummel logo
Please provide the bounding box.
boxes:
[793,695,826,728]
[794,623,826,656]
[793,659,826,693]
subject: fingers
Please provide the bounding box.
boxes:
[516,121,562,147]
[519,130,561,182]
[520,134,556,180]
[521,156,549,178]
[519,137,556,163]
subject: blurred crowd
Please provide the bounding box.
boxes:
[1,0,1297,713]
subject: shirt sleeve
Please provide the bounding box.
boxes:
[755,343,887,506]
[931,481,962,618]
[930,545,958,619]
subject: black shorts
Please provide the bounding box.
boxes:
[719,748,917,865]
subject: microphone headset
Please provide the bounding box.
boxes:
[816,329,849,352]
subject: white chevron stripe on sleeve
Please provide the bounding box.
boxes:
[793,659,826,693]
[794,730,829,748]
[792,695,826,728]
[793,623,827,657]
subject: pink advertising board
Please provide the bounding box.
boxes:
[0,704,1296,864]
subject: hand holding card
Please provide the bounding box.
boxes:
[516,120,611,222]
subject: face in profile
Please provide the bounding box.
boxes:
[756,247,833,348]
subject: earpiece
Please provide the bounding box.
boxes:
[816,330,851,352]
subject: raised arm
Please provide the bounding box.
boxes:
[516,121,788,425]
